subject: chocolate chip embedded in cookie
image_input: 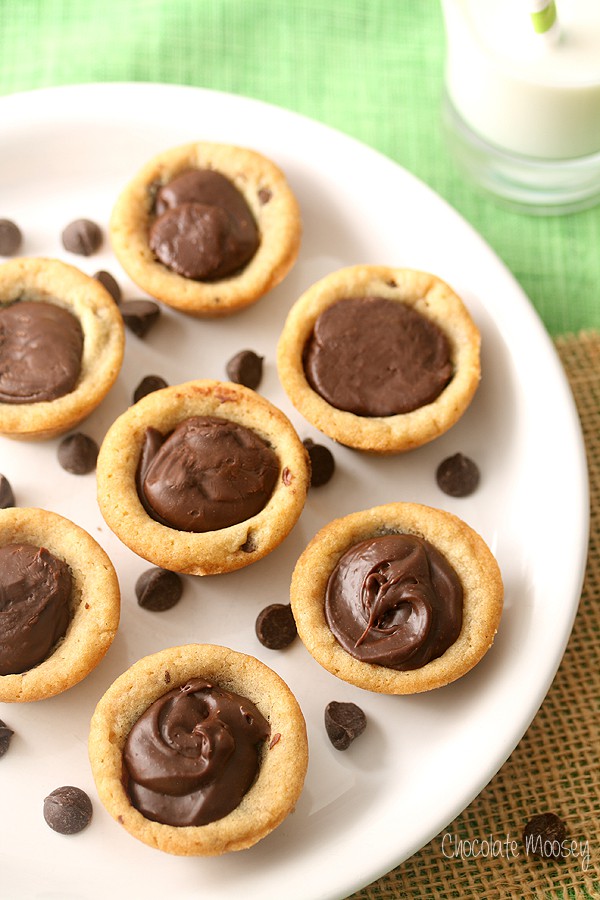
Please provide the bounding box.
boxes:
[0,258,124,440]
[110,142,302,317]
[88,644,308,855]
[277,265,481,453]
[0,507,120,703]
[290,502,503,694]
[96,379,310,575]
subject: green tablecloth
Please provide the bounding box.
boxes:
[1,0,599,336]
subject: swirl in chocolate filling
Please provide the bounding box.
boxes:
[303,296,453,417]
[136,415,279,532]
[325,534,463,670]
[123,679,271,827]
[149,169,260,281]
[0,300,83,404]
[0,543,72,675]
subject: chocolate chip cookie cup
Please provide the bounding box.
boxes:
[290,502,503,694]
[0,507,120,703]
[109,141,302,317]
[0,258,125,440]
[277,265,481,453]
[88,644,308,856]
[96,379,310,575]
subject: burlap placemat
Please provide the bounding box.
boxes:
[351,330,600,900]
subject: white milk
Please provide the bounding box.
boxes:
[441,0,600,160]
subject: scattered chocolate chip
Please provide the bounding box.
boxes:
[135,567,183,612]
[93,270,121,304]
[120,299,161,338]
[226,349,263,390]
[61,219,102,256]
[43,786,93,835]
[0,720,14,758]
[436,452,480,497]
[324,701,367,750]
[523,812,567,860]
[57,433,99,475]
[255,603,297,649]
[0,474,15,508]
[0,219,23,256]
[133,374,168,403]
[303,438,335,487]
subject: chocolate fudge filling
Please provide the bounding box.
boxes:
[123,679,271,827]
[303,296,453,417]
[149,169,260,281]
[0,543,72,676]
[325,534,462,670]
[0,300,83,404]
[136,415,279,532]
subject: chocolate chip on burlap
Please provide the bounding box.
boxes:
[0,219,22,256]
[0,475,15,509]
[133,375,168,404]
[120,299,160,338]
[255,603,297,649]
[43,786,93,835]
[324,701,367,750]
[303,438,335,487]
[436,452,480,497]
[135,567,183,612]
[0,720,14,758]
[522,812,568,860]
[226,349,263,390]
[61,219,102,256]
[57,433,99,474]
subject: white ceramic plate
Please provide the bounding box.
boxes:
[0,84,588,900]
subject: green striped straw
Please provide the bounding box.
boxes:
[528,0,560,41]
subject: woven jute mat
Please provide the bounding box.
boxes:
[350,331,600,900]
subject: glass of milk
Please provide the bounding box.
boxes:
[440,0,600,213]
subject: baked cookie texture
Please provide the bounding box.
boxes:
[88,643,309,856]
[109,141,302,317]
[290,502,503,694]
[96,379,311,575]
[0,257,124,440]
[277,265,481,453]
[0,507,120,703]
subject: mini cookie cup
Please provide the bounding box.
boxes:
[96,380,310,575]
[110,141,302,317]
[0,257,124,440]
[88,643,308,856]
[0,508,120,703]
[290,502,503,694]
[276,265,481,453]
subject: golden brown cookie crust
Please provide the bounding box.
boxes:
[88,643,308,856]
[290,502,503,694]
[109,141,302,317]
[0,507,120,702]
[0,257,125,440]
[277,265,481,453]
[96,379,310,575]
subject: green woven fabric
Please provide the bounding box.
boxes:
[0,0,599,335]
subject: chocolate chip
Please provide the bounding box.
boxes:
[0,219,23,256]
[523,813,568,860]
[255,603,297,649]
[324,701,367,750]
[133,375,168,404]
[135,567,183,612]
[43,786,92,835]
[57,433,99,475]
[258,188,272,204]
[226,350,263,390]
[303,438,335,487]
[0,720,14,758]
[93,270,121,304]
[120,299,161,338]
[436,452,480,497]
[61,219,102,256]
[0,474,15,508]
